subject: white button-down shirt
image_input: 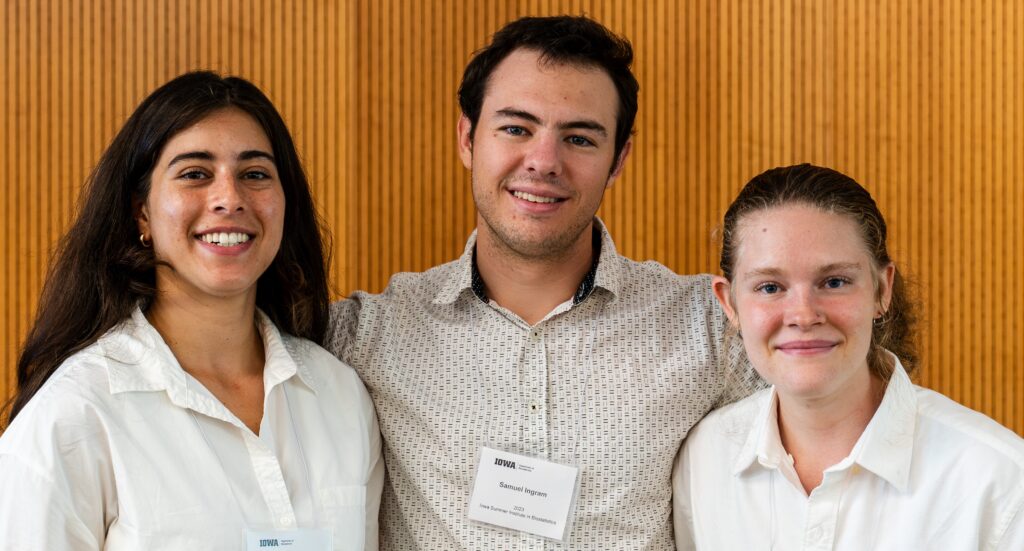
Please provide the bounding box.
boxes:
[330,220,763,550]
[0,308,383,550]
[673,357,1024,550]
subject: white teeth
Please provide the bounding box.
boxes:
[513,191,559,204]
[200,232,251,246]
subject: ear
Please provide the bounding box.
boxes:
[605,138,632,189]
[711,275,739,328]
[134,196,151,237]
[877,262,896,315]
[457,114,474,170]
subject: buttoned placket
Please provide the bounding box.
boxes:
[485,301,573,551]
[800,466,853,550]
[523,325,551,458]
[243,429,298,530]
[184,376,301,532]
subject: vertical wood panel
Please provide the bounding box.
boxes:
[1,1,1021,435]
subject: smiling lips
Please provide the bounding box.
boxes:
[195,229,255,250]
[512,190,563,204]
[776,340,839,355]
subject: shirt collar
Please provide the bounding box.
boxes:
[852,356,917,491]
[733,388,785,474]
[104,307,319,407]
[432,217,624,306]
[732,355,917,492]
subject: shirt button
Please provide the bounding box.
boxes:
[281,516,293,527]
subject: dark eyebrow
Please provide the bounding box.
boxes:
[238,150,275,163]
[167,150,275,167]
[560,120,607,137]
[167,151,214,167]
[495,108,542,125]
[495,108,608,137]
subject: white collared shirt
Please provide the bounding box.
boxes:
[673,357,1024,551]
[0,308,383,550]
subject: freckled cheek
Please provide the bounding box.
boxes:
[150,198,196,240]
[738,305,783,343]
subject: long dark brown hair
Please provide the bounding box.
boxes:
[6,71,331,423]
[719,163,918,381]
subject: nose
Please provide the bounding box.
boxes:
[523,133,563,178]
[785,288,824,329]
[210,171,246,214]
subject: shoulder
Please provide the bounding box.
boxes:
[283,333,367,389]
[685,388,770,451]
[0,341,120,476]
[914,387,1024,470]
[345,258,463,307]
[606,256,723,320]
[617,257,716,298]
[7,340,118,427]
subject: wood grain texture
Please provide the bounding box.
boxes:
[1,0,1021,435]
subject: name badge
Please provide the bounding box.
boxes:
[245,528,332,550]
[468,446,581,541]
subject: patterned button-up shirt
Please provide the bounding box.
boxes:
[328,219,763,550]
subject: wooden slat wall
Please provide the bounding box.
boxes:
[1,0,1021,436]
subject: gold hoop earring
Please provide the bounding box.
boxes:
[140,233,152,248]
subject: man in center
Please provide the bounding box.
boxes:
[330,15,761,549]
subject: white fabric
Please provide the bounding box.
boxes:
[673,357,1024,551]
[0,307,383,550]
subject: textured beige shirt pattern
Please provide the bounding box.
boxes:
[329,220,763,550]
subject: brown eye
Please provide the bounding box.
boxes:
[180,169,208,180]
[243,170,271,180]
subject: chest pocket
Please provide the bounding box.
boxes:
[320,485,367,551]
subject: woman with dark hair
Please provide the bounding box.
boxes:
[0,72,382,550]
[673,164,1023,549]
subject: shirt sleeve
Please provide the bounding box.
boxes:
[996,482,1024,551]
[0,455,104,550]
[328,297,363,365]
[671,440,698,551]
[362,387,385,551]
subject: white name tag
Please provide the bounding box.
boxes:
[468,446,581,541]
[245,528,332,550]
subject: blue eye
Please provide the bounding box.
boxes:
[501,126,528,137]
[567,135,595,147]
[755,282,781,294]
[823,277,849,289]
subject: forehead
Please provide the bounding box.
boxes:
[159,108,271,159]
[733,205,873,273]
[481,48,619,125]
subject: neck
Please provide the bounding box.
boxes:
[145,279,264,383]
[775,372,884,494]
[475,222,596,326]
